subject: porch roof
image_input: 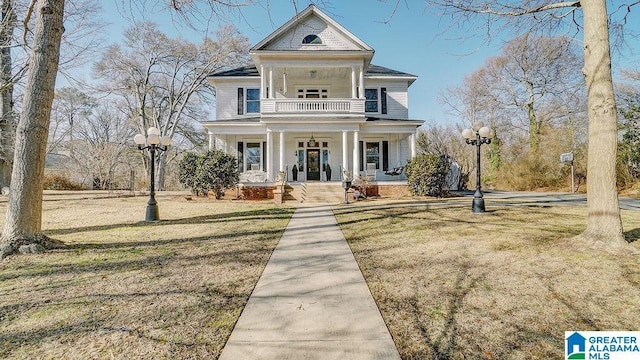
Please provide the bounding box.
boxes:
[210,64,415,79]
[366,117,424,125]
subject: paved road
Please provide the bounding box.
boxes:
[476,190,640,211]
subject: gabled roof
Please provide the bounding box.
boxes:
[250,4,374,52]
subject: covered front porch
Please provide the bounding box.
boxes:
[206,125,419,183]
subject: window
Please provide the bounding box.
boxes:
[365,89,379,113]
[302,34,322,44]
[246,88,260,113]
[245,142,261,171]
[237,88,260,115]
[365,88,387,114]
[297,88,328,99]
[366,142,380,169]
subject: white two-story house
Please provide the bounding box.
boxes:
[202,4,423,187]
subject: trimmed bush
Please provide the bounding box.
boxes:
[178,149,239,199]
[405,154,450,197]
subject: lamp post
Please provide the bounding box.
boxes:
[462,122,493,213]
[134,127,171,222]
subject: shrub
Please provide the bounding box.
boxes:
[43,175,83,190]
[405,154,450,197]
[178,152,198,190]
[178,150,239,199]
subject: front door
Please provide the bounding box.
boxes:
[307,149,320,181]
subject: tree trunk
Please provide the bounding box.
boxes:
[0,0,66,259]
[156,151,166,191]
[0,0,15,189]
[578,0,627,250]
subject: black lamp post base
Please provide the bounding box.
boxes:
[472,196,485,213]
[146,203,160,222]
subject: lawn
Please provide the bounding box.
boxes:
[3,191,639,359]
[334,200,640,359]
[0,191,294,359]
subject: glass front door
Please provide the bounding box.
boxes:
[306,149,320,181]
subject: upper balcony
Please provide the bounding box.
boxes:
[261,98,365,116]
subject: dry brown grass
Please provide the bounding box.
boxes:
[334,200,640,359]
[0,191,294,359]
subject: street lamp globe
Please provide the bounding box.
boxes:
[133,134,146,145]
[478,126,492,139]
[461,128,474,140]
[160,136,172,146]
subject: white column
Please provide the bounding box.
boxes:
[410,133,417,159]
[351,66,357,98]
[353,131,360,178]
[358,66,364,99]
[279,131,285,172]
[260,65,265,98]
[396,133,401,166]
[266,130,273,181]
[208,133,215,150]
[342,131,348,177]
[269,66,274,99]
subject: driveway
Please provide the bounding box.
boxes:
[472,190,640,211]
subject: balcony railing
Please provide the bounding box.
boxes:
[261,98,365,115]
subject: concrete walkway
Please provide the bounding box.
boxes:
[219,204,401,360]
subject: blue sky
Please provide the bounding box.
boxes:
[98,0,640,126]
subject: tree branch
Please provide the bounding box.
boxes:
[446,1,581,17]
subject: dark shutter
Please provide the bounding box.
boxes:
[359,141,364,172]
[237,88,244,115]
[382,141,389,171]
[263,141,267,171]
[237,142,243,170]
[381,87,387,114]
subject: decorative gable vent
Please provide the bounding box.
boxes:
[302,34,322,44]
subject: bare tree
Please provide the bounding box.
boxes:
[428,0,636,250]
[484,34,583,152]
[68,105,136,189]
[0,0,65,258]
[47,86,96,155]
[94,22,250,190]
[0,0,16,189]
[0,0,274,259]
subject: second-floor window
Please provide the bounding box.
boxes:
[298,88,328,99]
[365,88,388,114]
[237,88,261,115]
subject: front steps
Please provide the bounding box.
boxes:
[287,182,345,204]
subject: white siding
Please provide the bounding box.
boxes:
[363,80,410,119]
[214,79,261,119]
[269,16,360,51]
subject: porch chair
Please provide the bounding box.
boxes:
[384,166,404,176]
[366,163,377,181]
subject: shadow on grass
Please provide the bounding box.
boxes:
[624,228,640,243]
[0,227,284,282]
[0,320,103,358]
[45,207,295,236]
[0,282,247,358]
